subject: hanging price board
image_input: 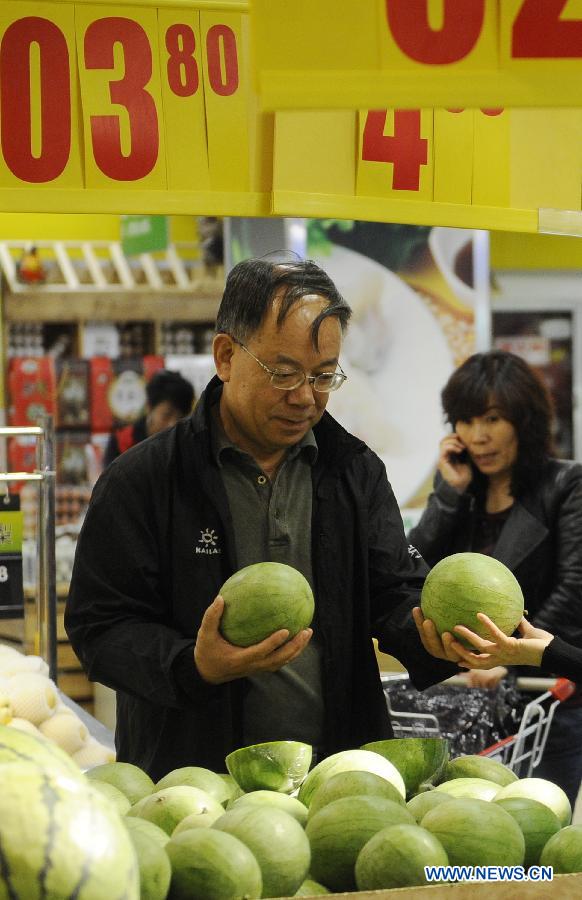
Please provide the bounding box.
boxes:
[252,0,582,110]
[273,106,582,234]
[0,0,271,215]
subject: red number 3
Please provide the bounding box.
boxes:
[84,17,159,181]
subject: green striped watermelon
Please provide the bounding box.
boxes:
[0,760,139,899]
[422,798,525,867]
[421,552,524,643]
[219,561,314,646]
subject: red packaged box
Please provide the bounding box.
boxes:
[89,357,114,432]
[8,358,57,426]
[89,356,165,431]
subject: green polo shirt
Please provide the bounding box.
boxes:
[211,407,325,751]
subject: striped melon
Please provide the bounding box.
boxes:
[421,552,524,644]
[0,761,139,899]
[0,721,81,779]
[219,562,314,646]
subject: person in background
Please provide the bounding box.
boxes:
[409,350,582,808]
[104,369,194,467]
[416,612,582,687]
[65,257,458,781]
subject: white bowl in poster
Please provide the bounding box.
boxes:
[313,245,454,507]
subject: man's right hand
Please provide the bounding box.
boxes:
[194,595,313,685]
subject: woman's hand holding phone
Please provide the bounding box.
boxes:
[438,433,473,493]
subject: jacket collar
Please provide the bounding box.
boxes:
[189,375,367,472]
[492,501,548,572]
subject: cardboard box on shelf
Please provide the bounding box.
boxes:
[281,873,582,898]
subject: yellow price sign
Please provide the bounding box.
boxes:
[75,4,167,190]
[0,1,83,189]
[252,0,582,109]
[0,0,269,215]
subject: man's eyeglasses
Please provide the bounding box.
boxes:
[231,337,347,393]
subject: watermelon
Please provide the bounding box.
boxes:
[434,777,501,801]
[219,561,314,646]
[218,773,244,805]
[420,552,524,643]
[155,766,231,805]
[495,797,562,868]
[0,721,82,779]
[225,740,312,793]
[135,785,224,835]
[494,777,572,827]
[441,754,518,787]
[124,816,171,847]
[89,779,132,815]
[308,770,405,820]
[295,878,331,895]
[0,760,139,899]
[166,827,262,899]
[422,798,525,867]
[298,749,406,808]
[361,737,449,797]
[85,760,155,805]
[213,805,310,898]
[306,795,416,892]
[407,790,453,823]
[230,789,309,826]
[355,823,449,890]
[540,824,582,874]
[127,827,171,900]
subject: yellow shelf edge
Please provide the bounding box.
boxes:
[259,70,582,111]
[14,0,249,9]
[273,191,539,234]
[0,190,271,217]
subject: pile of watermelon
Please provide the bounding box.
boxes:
[3,723,582,899]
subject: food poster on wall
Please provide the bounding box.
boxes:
[307,221,477,512]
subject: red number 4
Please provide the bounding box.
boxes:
[362,110,428,191]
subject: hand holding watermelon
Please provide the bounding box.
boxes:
[451,613,553,670]
[412,606,463,664]
[194,595,313,685]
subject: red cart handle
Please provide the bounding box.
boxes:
[550,678,577,702]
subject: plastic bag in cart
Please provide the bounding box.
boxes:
[384,677,529,758]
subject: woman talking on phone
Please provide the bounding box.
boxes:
[409,350,582,808]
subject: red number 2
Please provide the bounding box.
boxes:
[84,17,159,181]
[385,0,486,65]
[362,110,428,191]
[513,0,582,58]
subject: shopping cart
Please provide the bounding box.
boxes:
[381,673,577,778]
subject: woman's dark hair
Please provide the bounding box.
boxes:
[441,350,555,496]
[146,370,194,415]
[215,258,351,347]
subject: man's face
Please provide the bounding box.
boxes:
[215,295,342,459]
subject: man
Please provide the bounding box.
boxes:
[66,258,457,780]
[103,369,194,467]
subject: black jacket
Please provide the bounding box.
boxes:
[409,460,582,660]
[66,377,456,780]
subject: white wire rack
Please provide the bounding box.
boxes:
[0,240,209,294]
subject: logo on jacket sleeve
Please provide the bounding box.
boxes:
[408,544,422,560]
[196,528,222,555]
